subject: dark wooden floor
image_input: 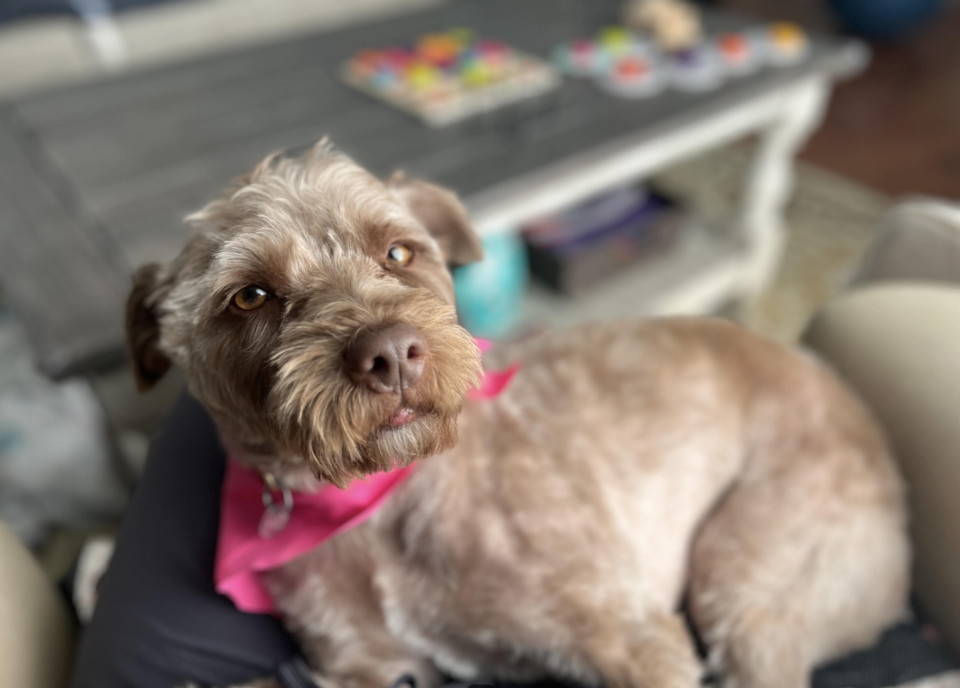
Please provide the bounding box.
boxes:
[724,0,960,198]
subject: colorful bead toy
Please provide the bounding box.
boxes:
[341,29,560,127]
[600,54,667,99]
[765,22,810,65]
[668,44,724,92]
[553,21,812,100]
[598,26,636,55]
[715,32,762,76]
[553,26,654,77]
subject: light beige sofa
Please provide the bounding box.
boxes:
[0,520,74,688]
[803,198,960,659]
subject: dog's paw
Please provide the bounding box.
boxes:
[173,679,281,688]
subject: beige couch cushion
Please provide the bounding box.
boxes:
[851,199,960,288]
[0,520,74,688]
[804,283,960,655]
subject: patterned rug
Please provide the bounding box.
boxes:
[652,140,891,342]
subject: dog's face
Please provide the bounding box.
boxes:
[127,143,483,486]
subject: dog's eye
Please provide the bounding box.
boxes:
[385,244,413,268]
[233,285,270,311]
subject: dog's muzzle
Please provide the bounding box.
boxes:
[343,322,426,394]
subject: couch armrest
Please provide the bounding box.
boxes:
[803,284,960,655]
[851,198,960,288]
[0,521,75,688]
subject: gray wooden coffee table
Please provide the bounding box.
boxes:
[0,0,866,379]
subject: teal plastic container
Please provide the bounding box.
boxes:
[453,232,528,340]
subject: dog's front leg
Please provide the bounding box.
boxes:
[291,640,440,688]
[177,679,280,688]
[180,633,438,688]
[182,664,431,688]
[262,535,442,688]
[587,612,703,688]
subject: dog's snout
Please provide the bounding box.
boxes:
[345,323,426,394]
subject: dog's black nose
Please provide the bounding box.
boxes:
[344,323,426,394]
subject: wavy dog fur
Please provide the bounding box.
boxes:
[128,142,910,688]
[129,142,480,487]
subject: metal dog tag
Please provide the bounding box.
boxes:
[258,503,291,539]
[259,474,293,539]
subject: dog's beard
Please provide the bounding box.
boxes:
[367,412,458,470]
[274,387,465,488]
[267,299,480,487]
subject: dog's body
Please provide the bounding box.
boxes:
[128,144,909,688]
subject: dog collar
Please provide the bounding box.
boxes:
[214,338,518,614]
[215,459,416,614]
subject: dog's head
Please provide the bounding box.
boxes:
[127,142,484,486]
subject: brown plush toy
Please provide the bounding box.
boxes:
[622,0,704,51]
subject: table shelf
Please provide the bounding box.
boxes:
[521,218,742,329]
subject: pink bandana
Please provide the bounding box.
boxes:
[214,340,518,614]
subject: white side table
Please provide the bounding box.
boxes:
[466,67,859,326]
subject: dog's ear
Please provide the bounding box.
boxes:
[126,263,171,392]
[389,173,484,267]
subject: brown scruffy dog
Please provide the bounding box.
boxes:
[127,141,910,688]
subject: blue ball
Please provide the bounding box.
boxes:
[453,233,528,340]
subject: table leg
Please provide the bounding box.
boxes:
[737,76,830,303]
